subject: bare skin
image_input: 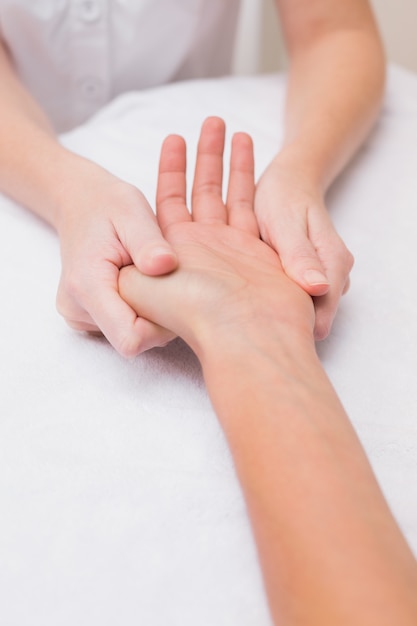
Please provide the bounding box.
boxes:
[119,118,417,625]
[0,0,385,351]
[0,40,177,357]
[256,0,385,338]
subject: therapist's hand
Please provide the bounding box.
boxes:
[55,159,177,357]
[255,156,353,340]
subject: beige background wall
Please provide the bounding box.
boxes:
[234,0,417,74]
[369,0,417,72]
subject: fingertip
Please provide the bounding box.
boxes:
[313,295,338,341]
[230,132,254,170]
[137,244,178,276]
[165,133,185,142]
[198,117,226,153]
[303,269,330,296]
[202,116,225,131]
[305,283,330,297]
[314,316,332,342]
[232,132,253,149]
[118,317,175,358]
[162,134,186,151]
[116,324,145,359]
[159,135,187,175]
[312,299,334,341]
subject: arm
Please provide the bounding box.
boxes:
[255,0,385,338]
[202,322,417,626]
[120,118,417,625]
[0,39,176,355]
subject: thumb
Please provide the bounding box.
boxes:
[117,199,178,277]
[270,225,330,297]
[135,238,178,276]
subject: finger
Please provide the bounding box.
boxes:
[191,116,227,224]
[226,132,258,237]
[90,286,174,357]
[59,267,175,357]
[156,134,191,230]
[313,252,354,341]
[56,281,101,331]
[268,219,330,297]
[66,318,101,333]
[342,275,351,295]
[313,289,341,342]
[115,190,178,277]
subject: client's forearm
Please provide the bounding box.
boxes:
[200,328,417,626]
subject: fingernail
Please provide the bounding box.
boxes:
[304,269,329,286]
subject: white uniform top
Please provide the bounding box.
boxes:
[0,0,240,131]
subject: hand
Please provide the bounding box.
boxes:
[255,157,353,340]
[119,118,315,355]
[55,159,178,357]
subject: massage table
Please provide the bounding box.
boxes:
[1,65,417,625]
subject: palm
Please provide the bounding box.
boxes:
[120,118,314,348]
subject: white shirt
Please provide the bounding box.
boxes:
[0,0,240,130]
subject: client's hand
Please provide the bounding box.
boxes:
[119,117,315,356]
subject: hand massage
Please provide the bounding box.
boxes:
[1,1,417,624]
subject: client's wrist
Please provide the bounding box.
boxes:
[196,313,316,380]
[196,316,320,435]
[176,273,317,373]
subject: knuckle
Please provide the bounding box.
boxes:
[283,247,319,272]
[158,190,184,208]
[56,283,75,319]
[61,267,91,304]
[56,273,92,323]
[112,181,145,206]
[111,184,152,225]
[193,181,221,198]
[231,198,251,211]
[65,276,82,300]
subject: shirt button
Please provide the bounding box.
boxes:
[79,0,101,23]
[78,76,104,101]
